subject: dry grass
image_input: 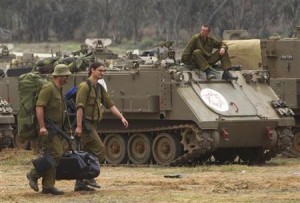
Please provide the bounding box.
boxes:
[1,148,300,203]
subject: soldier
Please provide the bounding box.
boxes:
[74,61,128,191]
[26,64,72,195]
[181,24,237,80]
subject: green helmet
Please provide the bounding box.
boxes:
[52,64,72,76]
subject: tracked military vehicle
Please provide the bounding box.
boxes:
[62,42,294,166]
[0,97,15,150]
[261,26,300,157]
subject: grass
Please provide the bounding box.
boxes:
[0,149,300,202]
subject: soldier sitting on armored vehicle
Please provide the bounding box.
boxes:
[1,45,9,56]
[72,44,89,56]
[181,24,237,81]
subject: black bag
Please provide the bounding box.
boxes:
[56,150,100,180]
[44,119,100,180]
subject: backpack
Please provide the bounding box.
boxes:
[18,72,48,140]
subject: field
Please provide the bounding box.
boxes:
[0,148,300,203]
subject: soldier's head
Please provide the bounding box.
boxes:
[200,24,210,38]
[80,44,88,54]
[52,64,72,85]
[88,61,106,80]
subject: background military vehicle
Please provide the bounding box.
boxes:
[224,27,300,157]
[0,97,15,151]
[85,38,118,60]
[260,26,300,156]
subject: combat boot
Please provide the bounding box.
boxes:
[74,180,95,192]
[204,67,217,80]
[42,187,64,195]
[26,172,39,192]
[222,69,238,80]
[84,178,101,188]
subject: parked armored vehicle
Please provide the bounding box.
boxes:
[85,38,118,61]
[61,42,294,166]
[0,97,15,150]
[260,26,300,156]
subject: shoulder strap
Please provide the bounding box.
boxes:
[85,79,99,121]
[85,79,92,96]
[86,79,104,104]
[96,83,104,104]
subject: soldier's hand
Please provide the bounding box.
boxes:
[39,127,48,136]
[121,117,129,128]
[219,48,225,56]
[75,126,82,137]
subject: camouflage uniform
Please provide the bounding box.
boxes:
[29,81,65,189]
[181,33,232,71]
[76,78,114,162]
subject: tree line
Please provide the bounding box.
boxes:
[0,0,299,44]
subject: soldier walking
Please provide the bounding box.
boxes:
[26,64,72,195]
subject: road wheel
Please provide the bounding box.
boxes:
[152,133,180,166]
[128,133,152,164]
[104,134,127,164]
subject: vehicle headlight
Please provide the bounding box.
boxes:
[174,72,184,81]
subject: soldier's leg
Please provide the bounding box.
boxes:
[207,49,236,80]
[191,49,210,71]
[26,136,45,192]
[220,51,232,69]
[41,135,64,190]
[80,124,102,189]
[207,49,232,69]
[81,124,105,163]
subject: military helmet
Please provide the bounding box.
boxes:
[52,64,72,76]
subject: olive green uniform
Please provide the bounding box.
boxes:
[30,81,65,189]
[76,78,114,162]
[181,33,232,71]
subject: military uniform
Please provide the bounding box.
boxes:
[76,78,114,162]
[181,33,232,71]
[29,81,65,189]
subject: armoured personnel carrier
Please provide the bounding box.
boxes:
[0,97,15,150]
[62,42,294,166]
[85,38,118,61]
[261,26,300,156]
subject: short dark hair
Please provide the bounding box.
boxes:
[88,61,105,77]
[202,24,210,31]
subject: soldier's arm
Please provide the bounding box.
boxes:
[36,84,52,136]
[75,83,89,136]
[109,105,128,128]
[181,35,197,63]
[211,37,228,50]
[75,107,83,136]
[36,106,46,134]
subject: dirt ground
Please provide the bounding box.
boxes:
[1,148,300,203]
